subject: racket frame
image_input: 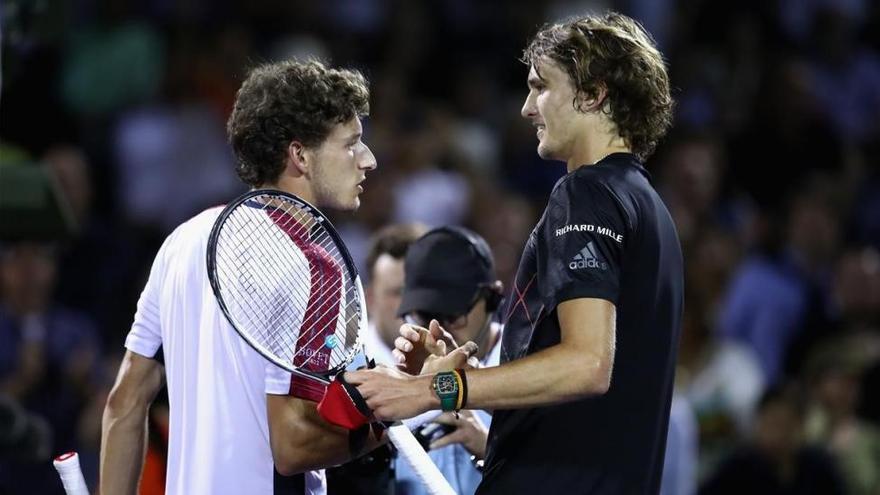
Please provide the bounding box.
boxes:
[206,188,455,495]
[206,188,364,384]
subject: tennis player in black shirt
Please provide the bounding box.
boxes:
[348,12,683,494]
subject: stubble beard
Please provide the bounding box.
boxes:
[312,167,357,212]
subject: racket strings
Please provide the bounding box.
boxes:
[216,228,356,370]
[260,201,361,365]
[216,226,357,368]
[210,192,455,495]
[213,194,361,372]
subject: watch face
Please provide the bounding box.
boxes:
[436,374,458,394]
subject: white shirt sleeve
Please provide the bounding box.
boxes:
[124,236,171,359]
[265,361,293,395]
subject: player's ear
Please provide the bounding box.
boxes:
[286,141,309,177]
[578,84,607,112]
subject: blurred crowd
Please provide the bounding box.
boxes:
[2,0,880,494]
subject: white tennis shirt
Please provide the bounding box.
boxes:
[125,207,326,495]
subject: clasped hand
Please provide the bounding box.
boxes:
[345,320,479,422]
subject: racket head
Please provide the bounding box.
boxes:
[207,189,366,380]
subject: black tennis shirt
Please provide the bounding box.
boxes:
[478,153,684,495]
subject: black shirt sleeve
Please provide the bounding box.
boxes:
[539,173,630,309]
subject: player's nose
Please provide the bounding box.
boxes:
[359,144,377,171]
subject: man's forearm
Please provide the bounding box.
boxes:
[282,421,385,473]
[100,404,149,495]
[353,301,616,421]
[269,395,387,475]
[443,344,609,411]
[462,297,614,410]
[99,351,164,494]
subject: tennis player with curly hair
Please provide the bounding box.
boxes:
[100,59,387,495]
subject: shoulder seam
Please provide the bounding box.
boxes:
[551,169,635,236]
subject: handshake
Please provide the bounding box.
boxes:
[317,319,479,431]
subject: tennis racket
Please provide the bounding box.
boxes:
[206,189,455,495]
[53,452,89,495]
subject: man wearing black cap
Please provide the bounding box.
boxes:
[396,227,504,364]
[394,226,503,495]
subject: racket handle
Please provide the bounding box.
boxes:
[53,452,90,495]
[387,424,456,495]
[401,410,443,431]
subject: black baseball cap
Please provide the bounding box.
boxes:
[397,226,495,317]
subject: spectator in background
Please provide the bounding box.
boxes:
[468,185,537,293]
[804,335,880,495]
[804,4,880,143]
[830,249,880,427]
[656,133,754,248]
[0,242,103,493]
[657,133,726,246]
[394,226,504,495]
[111,29,244,236]
[326,223,425,495]
[831,247,880,332]
[681,291,765,475]
[0,394,51,463]
[785,246,880,383]
[359,223,427,364]
[699,385,847,495]
[718,177,842,385]
[42,145,140,349]
[726,58,846,210]
[850,140,880,249]
[390,108,473,228]
[678,229,761,450]
[662,393,699,495]
[684,228,744,315]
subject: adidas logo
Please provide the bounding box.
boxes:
[569,242,608,270]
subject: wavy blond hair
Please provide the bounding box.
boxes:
[523,12,674,160]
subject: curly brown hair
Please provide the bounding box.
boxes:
[522,12,673,160]
[227,59,370,187]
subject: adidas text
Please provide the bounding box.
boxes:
[570,258,608,270]
[569,242,609,270]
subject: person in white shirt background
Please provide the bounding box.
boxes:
[360,224,428,367]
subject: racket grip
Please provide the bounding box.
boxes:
[53,452,90,495]
[387,424,456,495]
[401,410,443,431]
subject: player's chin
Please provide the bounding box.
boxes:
[328,197,359,212]
[333,190,361,211]
[537,142,554,160]
[345,193,361,211]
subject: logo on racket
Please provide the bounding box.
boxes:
[324,335,339,349]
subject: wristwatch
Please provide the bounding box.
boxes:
[432,371,461,412]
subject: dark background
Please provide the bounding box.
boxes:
[2,0,880,493]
